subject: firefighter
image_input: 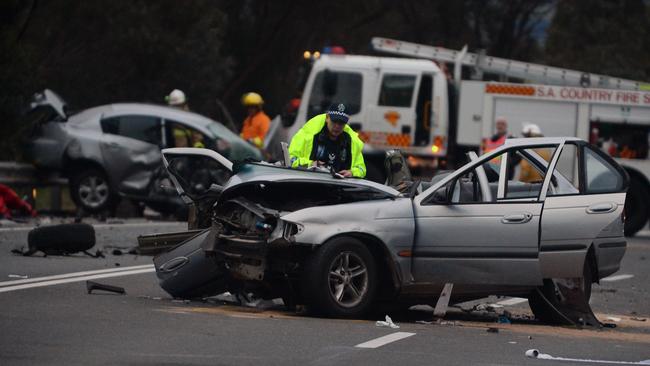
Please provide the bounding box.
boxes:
[240,92,271,149]
[165,89,189,111]
[519,123,551,183]
[288,103,366,178]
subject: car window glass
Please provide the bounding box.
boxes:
[547,144,580,196]
[378,74,416,107]
[448,151,503,204]
[505,146,556,200]
[585,147,624,193]
[307,70,362,119]
[166,121,211,149]
[102,115,161,146]
[166,155,231,198]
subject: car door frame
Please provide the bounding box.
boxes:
[410,143,562,287]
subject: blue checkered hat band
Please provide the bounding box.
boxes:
[327,110,349,118]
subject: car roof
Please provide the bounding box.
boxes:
[501,137,583,148]
[102,103,216,128]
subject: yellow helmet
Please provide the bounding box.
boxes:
[241,92,264,106]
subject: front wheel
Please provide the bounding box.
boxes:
[624,177,649,237]
[302,237,377,318]
[70,168,116,213]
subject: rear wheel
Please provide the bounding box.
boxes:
[302,237,377,318]
[624,177,649,236]
[528,260,592,324]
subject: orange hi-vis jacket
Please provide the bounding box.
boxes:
[240,111,271,147]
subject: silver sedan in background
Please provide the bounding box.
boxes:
[24,89,262,216]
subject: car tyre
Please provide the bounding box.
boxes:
[624,177,649,237]
[28,223,96,255]
[302,237,377,318]
[70,168,116,213]
[528,260,592,324]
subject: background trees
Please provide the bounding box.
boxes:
[1,0,648,160]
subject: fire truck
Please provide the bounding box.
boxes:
[281,38,650,236]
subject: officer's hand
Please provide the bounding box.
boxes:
[338,170,353,178]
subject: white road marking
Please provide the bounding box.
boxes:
[0,221,184,232]
[355,332,416,349]
[495,297,528,306]
[0,267,155,293]
[0,264,154,287]
[601,274,634,282]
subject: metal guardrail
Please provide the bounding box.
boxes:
[0,161,67,187]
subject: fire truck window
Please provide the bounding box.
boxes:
[590,122,649,160]
[307,71,362,119]
[379,74,416,107]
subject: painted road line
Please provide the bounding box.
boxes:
[495,297,529,306]
[0,264,154,287]
[355,332,416,349]
[601,274,634,282]
[0,267,155,293]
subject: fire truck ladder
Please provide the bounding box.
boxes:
[371,37,648,91]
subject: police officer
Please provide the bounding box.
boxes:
[288,103,366,178]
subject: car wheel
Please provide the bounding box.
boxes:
[28,223,96,255]
[302,237,377,318]
[528,260,593,324]
[70,168,115,213]
[624,178,649,237]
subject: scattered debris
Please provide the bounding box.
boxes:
[171,299,191,304]
[437,320,459,326]
[508,341,517,344]
[602,323,617,328]
[416,320,433,325]
[433,283,454,317]
[487,327,499,333]
[525,348,650,364]
[8,274,28,279]
[631,317,647,322]
[115,263,121,267]
[599,288,617,293]
[14,223,96,257]
[606,316,622,322]
[112,249,123,256]
[86,280,125,295]
[498,315,512,324]
[376,315,400,329]
[152,297,162,300]
[528,336,533,340]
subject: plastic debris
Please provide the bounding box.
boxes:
[376,315,400,329]
[86,280,125,295]
[487,327,499,333]
[8,274,28,279]
[526,349,650,364]
[509,341,517,344]
[606,316,622,322]
[631,317,647,322]
[415,320,433,325]
[498,314,512,324]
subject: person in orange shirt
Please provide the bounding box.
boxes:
[240,92,271,148]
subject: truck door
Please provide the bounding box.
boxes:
[414,74,433,146]
[367,72,418,148]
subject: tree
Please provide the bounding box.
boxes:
[545,0,650,81]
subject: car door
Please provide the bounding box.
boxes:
[539,141,628,279]
[411,145,558,286]
[161,148,233,206]
[99,114,163,195]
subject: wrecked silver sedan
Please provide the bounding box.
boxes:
[154,137,628,324]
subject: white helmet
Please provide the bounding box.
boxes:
[522,122,542,137]
[166,89,187,106]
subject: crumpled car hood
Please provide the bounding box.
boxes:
[223,163,400,198]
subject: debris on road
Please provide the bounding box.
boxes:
[13,223,96,257]
[631,317,647,322]
[606,316,622,322]
[486,327,499,333]
[376,315,400,329]
[8,274,28,279]
[498,315,512,324]
[525,348,650,364]
[86,281,126,295]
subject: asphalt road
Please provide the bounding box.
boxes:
[0,219,649,366]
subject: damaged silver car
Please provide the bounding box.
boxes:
[154,137,628,325]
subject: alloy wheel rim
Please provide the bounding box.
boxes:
[78,175,109,209]
[328,251,368,308]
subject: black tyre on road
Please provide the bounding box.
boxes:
[70,168,116,213]
[302,237,377,318]
[28,223,96,255]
